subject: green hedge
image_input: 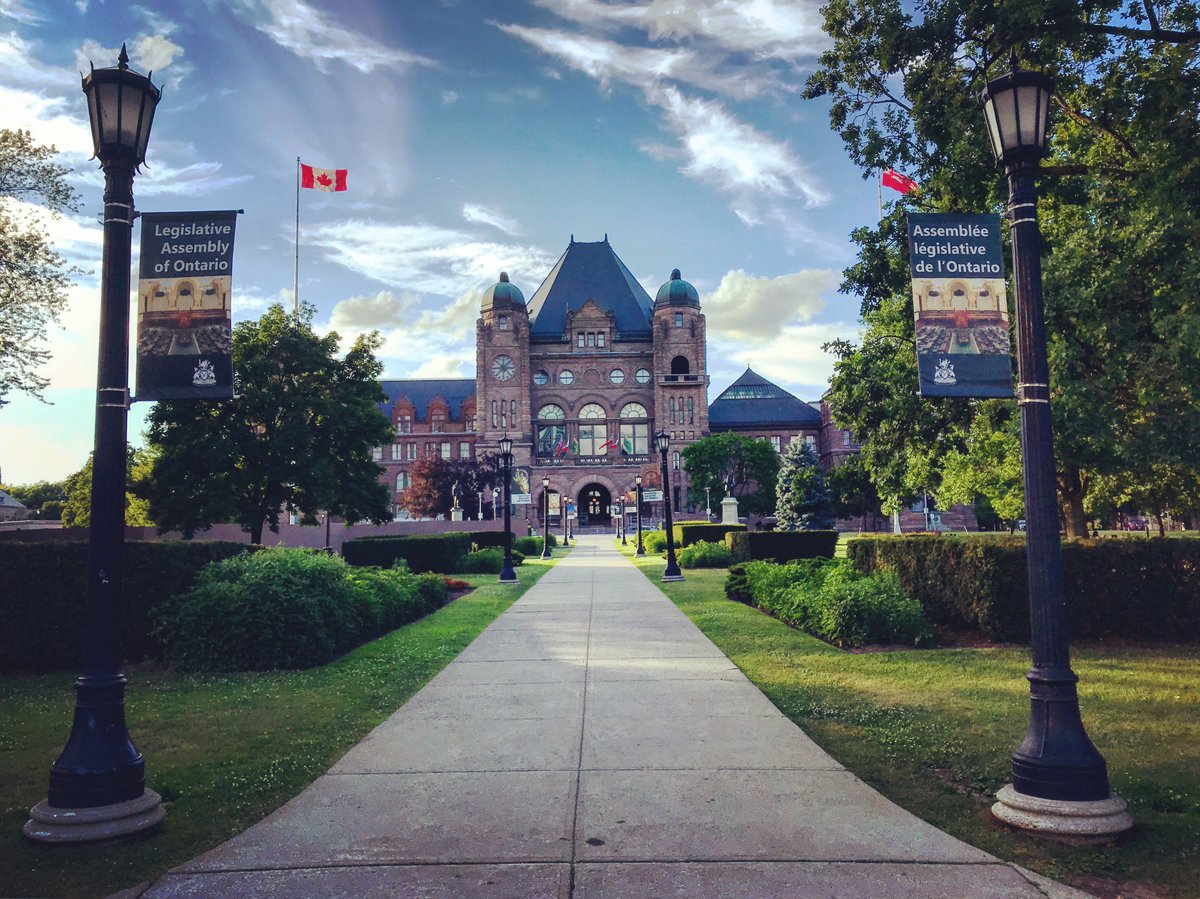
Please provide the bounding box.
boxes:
[847,535,1200,642]
[726,530,839,563]
[642,530,668,553]
[343,532,473,573]
[727,558,929,648]
[0,540,253,672]
[155,548,449,671]
[456,547,526,573]
[673,522,746,547]
[678,540,733,568]
[468,531,509,550]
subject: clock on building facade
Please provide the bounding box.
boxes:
[490,354,516,381]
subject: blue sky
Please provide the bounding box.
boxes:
[0,0,888,484]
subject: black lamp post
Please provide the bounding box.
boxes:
[656,430,683,581]
[26,46,165,844]
[541,477,553,559]
[634,475,645,556]
[561,495,570,547]
[498,435,518,583]
[981,61,1131,836]
[619,497,627,545]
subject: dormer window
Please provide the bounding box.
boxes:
[577,331,586,347]
[396,414,412,434]
[597,331,605,348]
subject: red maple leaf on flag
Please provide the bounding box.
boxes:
[316,172,332,188]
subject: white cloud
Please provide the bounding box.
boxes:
[705,267,836,340]
[462,203,521,235]
[137,160,253,196]
[230,0,436,73]
[328,290,418,333]
[0,0,40,24]
[534,0,829,63]
[441,89,459,104]
[709,320,855,398]
[409,356,468,378]
[304,219,557,297]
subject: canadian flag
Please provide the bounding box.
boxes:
[882,168,918,194]
[300,163,347,192]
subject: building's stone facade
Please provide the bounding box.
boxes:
[374,237,854,525]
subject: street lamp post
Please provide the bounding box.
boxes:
[656,431,683,581]
[561,496,570,547]
[635,475,645,556]
[478,491,483,521]
[706,485,711,522]
[541,477,553,559]
[26,46,165,844]
[498,435,518,584]
[981,61,1131,836]
[619,498,627,545]
[492,487,499,520]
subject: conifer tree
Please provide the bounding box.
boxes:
[775,437,835,531]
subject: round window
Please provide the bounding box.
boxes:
[558,369,575,386]
[532,370,549,385]
[635,368,651,384]
[609,368,625,384]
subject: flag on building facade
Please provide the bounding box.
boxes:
[300,163,348,192]
[882,168,918,194]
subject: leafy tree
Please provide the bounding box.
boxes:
[775,438,836,530]
[938,406,1026,525]
[681,432,780,516]
[60,447,155,527]
[826,455,883,530]
[1,478,67,519]
[0,129,83,406]
[405,453,456,519]
[145,303,392,543]
[807,0,1200,537]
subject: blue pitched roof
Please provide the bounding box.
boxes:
[379,378,475,422]
[708,368,821,429]
[526,237,655,341]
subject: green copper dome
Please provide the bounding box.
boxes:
[655,268,700,308]
[481,271,525,312]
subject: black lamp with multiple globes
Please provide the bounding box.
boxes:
[26,46,166,844]
[541,476,553,559]
[634,474,645,556]
[498,435,518,583]
[655,430,683,582]
[980,56,1131,837]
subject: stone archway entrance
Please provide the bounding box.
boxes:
[578,483,611,526]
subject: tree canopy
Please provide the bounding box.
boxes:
[808,0,1200,535]
[775,438,836,530]
[681,432,780,516]
[0,129,82,406]
[60,447,155,528]
[145,303,393,543]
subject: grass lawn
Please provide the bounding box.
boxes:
[0,552,562,898]
[623,546,1199,898]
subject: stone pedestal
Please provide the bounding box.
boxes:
[25,789,164,844]
[451,508,464,522]
[721,496,739,525]
[992,784,1133,837]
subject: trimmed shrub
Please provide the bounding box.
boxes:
[673,522,747,547]
[0,539,253,672]
[679,539,733,568]
[155,548,450,671]
[468,531,509,550]
[732,557,929,647]
[456,547,526,573]
[642,530,668,553]
[513,536,549,556]
[343,533,473,573]
[725,562,752,604]
[726,530,839,563]
[848,535,1200,642]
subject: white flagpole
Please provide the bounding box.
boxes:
[293,156,300,317]
[878,169,884,221]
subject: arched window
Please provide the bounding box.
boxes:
[619,402,649,455]
[669,397,676,424]
[510,400,516,427]
[491,400,497,428]
[578,403,607,455]
[671,355,690,375]
[395,472,409,490]
[672,451,680,470]
[687,396,694,424]
[537,404,566,456]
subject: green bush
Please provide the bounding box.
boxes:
[455,547,526,573]
[0,539,253,672]
[513,536,548,556]
[733,557,930,648]
[847,535,1200,642]
[343,533,473,573]
[678,539,733,568]
[642,530,668,553]
[468,531,509,550]
[155,548,450,671]
[673,522,746,547]
[726,530,839,563]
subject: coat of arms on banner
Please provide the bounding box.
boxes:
[193,359,218,386]
[933,359,957,386]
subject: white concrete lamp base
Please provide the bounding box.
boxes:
[661,575,685,582]
[992,784,1133,837]
[24,789,164,844]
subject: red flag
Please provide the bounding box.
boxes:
[300,163,347,192]
[882,168,918,194]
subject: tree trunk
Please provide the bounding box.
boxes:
[1056,466,1089,538]
[250,519,263,544]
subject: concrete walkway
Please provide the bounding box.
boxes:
[140,536,1086,898]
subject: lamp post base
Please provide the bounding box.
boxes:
[992,784,1133,838]
[25,789,164,844]
[661,574,684,582]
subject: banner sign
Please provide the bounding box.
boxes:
[907,213,1014,398]
[136,210,239,401]
[642,489,664,502]
[512,494,532,505]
